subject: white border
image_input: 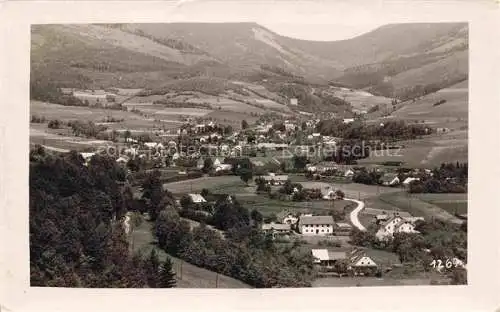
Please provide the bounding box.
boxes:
[1,1,500,311]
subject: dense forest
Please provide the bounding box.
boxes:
[29,146,176,287]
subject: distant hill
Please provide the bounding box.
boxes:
[31,22,468,112]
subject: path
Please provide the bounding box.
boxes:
[347,198,366,231]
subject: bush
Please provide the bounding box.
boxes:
[47,119,61,129]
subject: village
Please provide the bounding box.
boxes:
[56,112,467,285]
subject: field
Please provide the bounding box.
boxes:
[357,130,468,168]
[299,181,400,200]
[163,175,242,194]
[130,219,251,288]
[377,192,464,223]
[411,193,467,215]
[31,100,181,131]
[239,196,356,218]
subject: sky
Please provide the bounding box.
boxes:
[261,23,384,41]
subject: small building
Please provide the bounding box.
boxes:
[262,223,292,238]
[188,193,207,204]
[290,98,298,106]
[348,249,378,273]
[298,215,335,236]
[196,158,205,170]
[334,222,353,235]
[215,163,233,172]
[311,249,347,267]
[343,118,355,124]
[276,210,299,225]
[402,177,420,186]
[258,174,289,185]
[380,173,400,186]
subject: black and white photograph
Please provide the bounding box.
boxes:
[2,0,500,311]
[28,20,470,288]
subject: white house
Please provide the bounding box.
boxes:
[343,118,355,124]
[188,193,207,204]
[290,98,298,106]
[380,173,400,186]
[348,249,377,270]
[375,215,420,241]
[403,177,420,186]
[344,169,355,178]
[298,215,335,236]
[215,163,233,172]
[213,158,222,167]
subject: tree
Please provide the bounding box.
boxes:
[202,158,214,173]
[250,209,263,225]
[48,119,61,129]
[239,169,253,186]
[142,171,170,221]
[180,194,194,210]
[157,257,177,288]
[241,119,249,130]
[145,249,161,287]
[292,155,308,171]
[335,190,345,200]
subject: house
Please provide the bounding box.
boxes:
[298,215,335,236]
[116,156,129,165]
[196,158,205,170]
[213,158,222,167]
[403,177,420,186]
[311,249,347,267]
[80,152,95,166]
[344,169,355,178]
[251,160,265,167]
[276,210,299,225]
[348,249,377,273]
[343,118,355,124]
[316,161,338,173]
[380,173,400,186]
[258,174,289,185]
[261,223,292,238]
[215,163,233,172]
[188,193,207,204]
[290,98,298,106]
[334,222,353,235]
[375,215,420,241]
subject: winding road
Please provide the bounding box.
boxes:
[346,198,367,232]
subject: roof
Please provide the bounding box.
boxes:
[380,173,399,183]
[262,223,291,231]
[260,175,288,181]
[188,193,206,203]
[312,249,347,262]
[381,215,403,227]
[403,177,420,184]
[299,215,335,226]
[335,222,352,229]
[328,251,348,260]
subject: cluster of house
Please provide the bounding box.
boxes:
[261,212,353,239]
[373,213,424,241]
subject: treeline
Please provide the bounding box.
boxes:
[29,147,176,287]
[317,119,431,141]
[153,99,213,110]
[30,79,85,106]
